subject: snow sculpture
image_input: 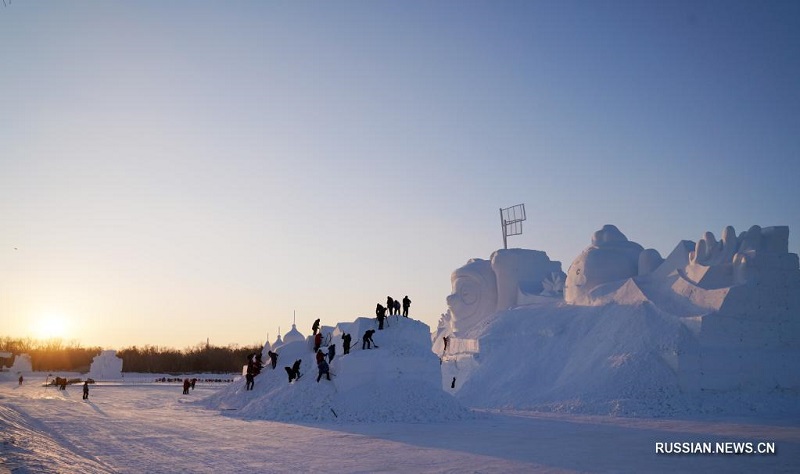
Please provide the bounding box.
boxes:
[282,324,305,345]
[540,272,565,297]
[10,353,32,373]
[446,258,497,335]
[564,225,644,304]
[564,224,797,304]
[444,224,800,412]
[491,249,564,311]
[204,316,469,423]
[88,350,123,380]
[442,249,565,341]
[685,225,795,289]
[638,248,664,275]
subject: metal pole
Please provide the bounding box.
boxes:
[500,208,507,249]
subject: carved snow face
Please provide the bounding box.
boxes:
[446,259,497,331]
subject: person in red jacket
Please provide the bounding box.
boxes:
[314,332,323,352]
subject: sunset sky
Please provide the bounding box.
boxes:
[2,1,798,349]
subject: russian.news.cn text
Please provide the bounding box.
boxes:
[655,441,776,455]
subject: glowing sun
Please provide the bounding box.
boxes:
[33,313,70,340]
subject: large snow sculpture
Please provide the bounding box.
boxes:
[443,223,800,411]
[444,249,565,337]
[564,225,644,304]
[88,350,123,380]
[446,258,497,335]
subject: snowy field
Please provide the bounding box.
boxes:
[1,380,798,473]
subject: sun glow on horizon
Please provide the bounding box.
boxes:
[32,312,71,341]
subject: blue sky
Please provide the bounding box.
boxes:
[2,1,798,349]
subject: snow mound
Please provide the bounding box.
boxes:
[202,317,471,423]
[451,300,690,415]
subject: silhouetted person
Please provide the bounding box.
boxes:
[402,295,411,317]
[317,359,331,382]
[342,333,352,355]
[191,378,197,390]
[312,318,320,335]
[83,381,89,400]
[443,336,450,354]
[246,352,258,377]
[387,296,395,315]
[394,299,401,316]
[268,350,278,369]
[362,329,376,350]
[255,354,263,375]
[327,343,336,362]
[376,304,386,330]
[314,332,323,352]
[451,377,456,389]
[183,379,191,395]
[18,375,23,386]
[284,359,302,383]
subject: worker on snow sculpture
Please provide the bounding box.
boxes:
[376,304,386,330]
[267,350,278,369]
[317,358,331,382]
[284,359,302,383]
[362,329,376,349]
[327,343,336,363]
[342,333,352,354]
[312,318,320,336]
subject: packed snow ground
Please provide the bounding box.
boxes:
[2,381,799,473]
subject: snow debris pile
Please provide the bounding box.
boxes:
[202,316,471,423]
[436,224,800,417]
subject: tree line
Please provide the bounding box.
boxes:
[0,337,101,372]
[118,342,261,373]
[0,337,261,373]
